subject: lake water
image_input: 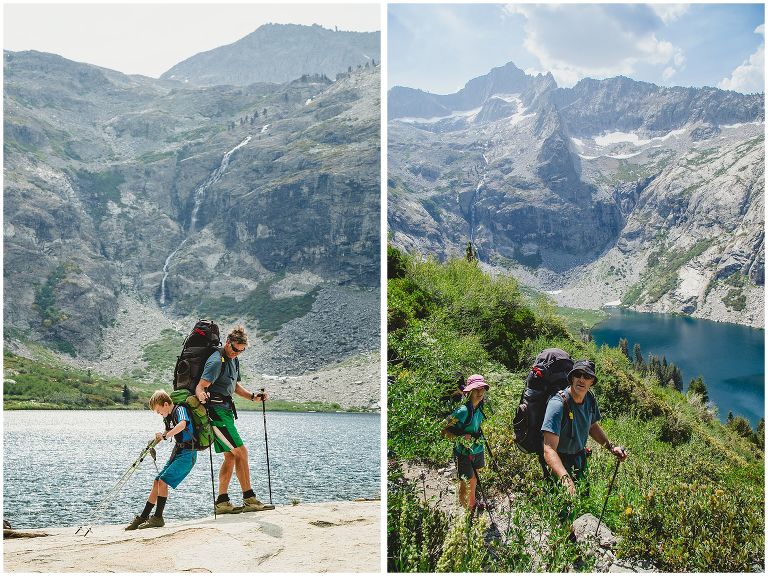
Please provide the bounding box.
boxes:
[592,308,764,427]
[4,410,380,530]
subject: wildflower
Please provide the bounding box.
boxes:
[715,489,724,497]
[624,506,633,516]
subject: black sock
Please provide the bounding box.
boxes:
[155,496,167,518]
[243,489,255,499]
[216,493,229,504]
[141,501,154,519]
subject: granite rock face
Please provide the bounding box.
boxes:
[388,62,764,326]
[161,23,379,87]
[4,43,381,358]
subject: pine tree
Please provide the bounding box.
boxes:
[122,384,130,405]
[754,418,765,449]
[465,241,475,263]
[671,364,683,391]
[633,343,644,371]
[688,376,708,402]
[619,338,629,360]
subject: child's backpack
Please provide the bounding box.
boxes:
[512,348,574,453]
[444,399,487,438]
[169,389,214,451]
[173,319,221,394]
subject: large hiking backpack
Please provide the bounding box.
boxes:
[512,348,574,454]
[169,389,214,451]
[173,319,221,394]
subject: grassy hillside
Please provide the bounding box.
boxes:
[3,351,155,409]
[3,350,355,413]
[387,246,764,572]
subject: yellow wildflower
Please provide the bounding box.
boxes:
[624,506,633,516]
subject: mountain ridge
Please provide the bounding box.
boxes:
[387,61,764,327]
[4,40,381,360]
[161,23,380,86]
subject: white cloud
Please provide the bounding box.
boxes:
[718,44,765,94]
[650,4,690,25]
[718,24,764,94]
[662,67,676,81]
[508,4,686,87]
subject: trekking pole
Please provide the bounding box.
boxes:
[595,456,622,538]
[75,437,160,536]
[260,388,273,505]
[471,461,498,531]
[209,444,217,519]
[203,404,217,520]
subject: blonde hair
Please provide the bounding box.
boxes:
[149,390,172,409]
[228,325,248,346]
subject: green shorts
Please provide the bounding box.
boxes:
[208,405,244,453]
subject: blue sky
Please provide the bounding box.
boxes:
[388,3,765,95]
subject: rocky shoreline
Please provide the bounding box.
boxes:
[3,500,380,572]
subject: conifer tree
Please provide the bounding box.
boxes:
[688,376,708,402]
[619,338,629,360]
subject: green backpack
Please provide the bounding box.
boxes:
[169,390,214,451]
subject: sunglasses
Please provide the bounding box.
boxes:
[230,343,246,353]
[572,371,595,380]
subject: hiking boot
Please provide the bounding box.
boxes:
[215,500,243,514]
[125,515,146,531]
[138,515,164,529]
[242,496,274,512]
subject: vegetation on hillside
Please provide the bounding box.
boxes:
[3,351,357,413]
[3,351,154,409]
[387,245,764,572]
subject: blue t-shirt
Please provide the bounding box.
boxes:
[541,389,600,454]
[447,403,485,456]
[166,404,194,446]
[201,350,240,397]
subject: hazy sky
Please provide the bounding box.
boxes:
[4,3,381,78]
[389,3,765,95]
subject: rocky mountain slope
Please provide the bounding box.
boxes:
[388,62,764,326]
[4,37,381,363]
[162,23,379,86]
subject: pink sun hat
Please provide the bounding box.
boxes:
[464,374,489,393]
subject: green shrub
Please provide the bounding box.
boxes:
[658,411,693,445]
[387,465,450,572]
[618,481,763,571]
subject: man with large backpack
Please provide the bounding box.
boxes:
[195,325,273,513]
[541,360,628,497]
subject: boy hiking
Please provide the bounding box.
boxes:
[125,390,197,530]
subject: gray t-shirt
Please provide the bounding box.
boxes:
[201,350,240,397]
[541,389,600,454]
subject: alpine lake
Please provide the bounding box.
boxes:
[4,410,380,530]
[592,307,764,427]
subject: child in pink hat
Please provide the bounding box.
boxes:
[441,374,489,511]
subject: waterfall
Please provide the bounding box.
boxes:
[159,135,251,306]
[470,178,484,244]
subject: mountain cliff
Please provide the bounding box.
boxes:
[161,23,379,86]
[388,62,764,327]
[4,42,380,361]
